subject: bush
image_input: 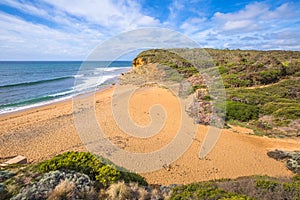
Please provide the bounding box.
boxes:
[293,174,300,181]
[273,107,300,120]
[217,175,300,199]
[0,170,15,182]
[258,69,281,84]
[170,182,252,200]
[255,179,278,191]
[223,74,251,88]
[11,170,93,200]
[38,152,147,187]
[0,183,11,200]
[218,66,228,74]
[225,101,259,121]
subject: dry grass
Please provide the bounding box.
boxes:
[105,181,169,200]
[106,181,132,200]
[47,180,75,200]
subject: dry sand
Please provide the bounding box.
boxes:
[0,85,300,185]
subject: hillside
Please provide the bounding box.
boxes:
[121,48,300,137]
[1,151,300,199]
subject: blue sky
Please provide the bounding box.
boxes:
[0,0,299,60]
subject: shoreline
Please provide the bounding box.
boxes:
[0,84,114,118]
[1,84,300,185]
[0,63,132,117]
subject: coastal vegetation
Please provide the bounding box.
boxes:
[0,152,150,199]
[171,175,300,200]
[1,151,300,200]
[129,48,300,137]
[38,152,147,187]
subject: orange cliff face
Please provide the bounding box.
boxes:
[132,57,150,72]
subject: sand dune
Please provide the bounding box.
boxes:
[0,85,299,185]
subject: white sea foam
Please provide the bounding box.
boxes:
[0,95,73,115]
[0,65,130,115]
[49,90,74,97]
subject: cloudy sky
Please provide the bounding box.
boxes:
[0,0,299,60]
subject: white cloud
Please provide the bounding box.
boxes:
[43,0,160,31]
[0,11,102,60]
[0,0,299,60]
[0,0,162,60]
[223,20,258,31]
[261,3,295,20]
[1,0,49,18]
[180,2,300,50]
[213,2,269,21]
[180,17,207,34]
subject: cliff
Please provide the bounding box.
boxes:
[125,48,300,137]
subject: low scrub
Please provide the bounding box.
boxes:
[171,182,252,200]
[38,151,147,187]
[225,101,259,121]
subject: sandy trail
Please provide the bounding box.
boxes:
[0,85,299,185]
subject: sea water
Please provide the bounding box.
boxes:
[0,61,131,114]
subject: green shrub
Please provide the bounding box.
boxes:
[285,61,300,75]
[292,174,300,181]
[218,66,228,74]
[0,170,15,182]
[0,183,11,200]
[258,69,281,84]
[171,182,252,200]
[38,152,147,187]
[192,84,206,91]
[222,74,251,87]
[273,106,300,120]
[136,49,198,78]
[255,179,278,191]
[225,101,259,121]
[282,181,300,192]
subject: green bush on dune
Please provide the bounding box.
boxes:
[38,152,147,187]
[225,101,259,122]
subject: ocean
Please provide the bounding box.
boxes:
[0,61,131,114]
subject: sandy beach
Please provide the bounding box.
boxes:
[1,85,300,185]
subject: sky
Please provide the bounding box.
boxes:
[0,0,299,60]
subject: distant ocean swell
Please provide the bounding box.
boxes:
[0,61,131,114]
[0,76,73,88]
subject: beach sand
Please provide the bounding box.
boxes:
[1,85,300,185]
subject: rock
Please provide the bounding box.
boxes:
[267,150,289,160]
[268,150,300,174]
[0,155,27,167]
[286,159,299,173]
